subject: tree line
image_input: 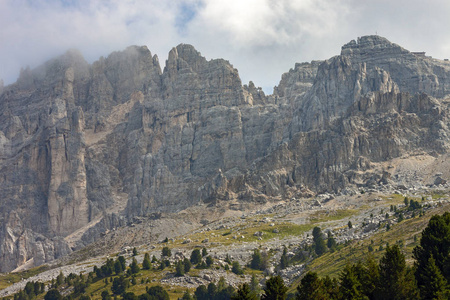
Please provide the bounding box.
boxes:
[4,212,449,300]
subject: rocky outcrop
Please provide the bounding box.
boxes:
[341,36,450,98]
[0,36,450,272]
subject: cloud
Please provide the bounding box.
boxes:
[0,0,180,85]
[181,0,354,90]
[1,0,450,94]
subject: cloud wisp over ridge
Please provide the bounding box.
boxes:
[1,0,449,94]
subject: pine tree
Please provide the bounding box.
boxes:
[250,248,263,270]
[175,260,185,277]
[225,253,232,264]
[142,253,151,270]
[414,212,450,287]
[417,255,448,300]
[339,264,365,300]
[207,282,218,299]
[232,261,244,275]
[181,290,193,300]
[206,256,214,268]
[129,257,140,274]
[322,276,339,299]
[161,246,171,257]
[312,227,327,256]
[118,256,126,271]
[190,249,202,264]
[404,197,409,206]
[296,272,324,300]
[194,285,208,300]
[250,273,261,296]
[279,247,288,270]
[146,285,170,300]
[262,275,287,300]
[111,276,128,295]
[114,260,123,274]
[360,254,379,298]
[101,290,111,300]
[56,271,64,286]
[232,283,258,300]
[327,236,337,251]
[183,258,192,273]
[378,245,418,299]
[44,289,62,300]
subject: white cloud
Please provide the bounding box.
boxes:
[187,0,350,47]
[1,0,450,94]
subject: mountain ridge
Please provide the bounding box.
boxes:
[0,35,449,272]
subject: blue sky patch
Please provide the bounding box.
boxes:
[176,1,201,35]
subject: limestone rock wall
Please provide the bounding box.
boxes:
[0,36,450,271]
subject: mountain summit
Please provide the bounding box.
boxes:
[0,36,449,272]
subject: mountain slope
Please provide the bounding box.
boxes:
[0,36,449,272]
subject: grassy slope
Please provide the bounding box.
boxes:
[294,201,450,285]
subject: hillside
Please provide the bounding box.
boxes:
[0,188,449,299]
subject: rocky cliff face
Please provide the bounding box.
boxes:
[1,36,450,272]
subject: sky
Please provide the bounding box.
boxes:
[1,0,450,94]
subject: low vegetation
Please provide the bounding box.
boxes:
[2,194,449,300]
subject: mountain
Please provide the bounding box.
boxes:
[0,36,449,272]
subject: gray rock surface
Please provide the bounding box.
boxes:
[1,35,450,271]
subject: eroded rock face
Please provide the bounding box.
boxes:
[1,36,450,271]
[341,36,450,98]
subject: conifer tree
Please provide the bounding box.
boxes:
[250,273,261,296]
[339,264,365,300]
[142,253,151,270]
[161,246,171,257]
[414,212,450,287]
[262,275,287,300]
[190,249,202,264]
[296,272,324,300]
[378,245,418,299]
[183,258,192,273]
[114,259,123,274]
[232,283,258,300]
[175,260,185,277]
[129,257,140,274]
[417,255,448,300]
[250,248,263,270]
[279,247,288,270]
[312,227,326,256]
